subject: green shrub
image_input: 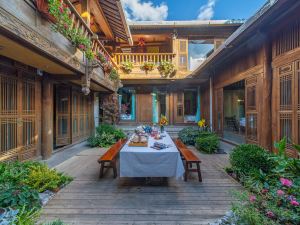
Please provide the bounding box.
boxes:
[0,183,40,210]
[24,164,72,193]
[88,124,126,147]
[195,132,219,154]
[178,127,200,145]
[15,206,41,225]
[229,144,273,177]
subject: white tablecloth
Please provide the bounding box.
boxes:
[120,132,185,178]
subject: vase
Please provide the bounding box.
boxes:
[160,126,164,133]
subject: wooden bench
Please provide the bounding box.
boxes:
[174,139,202,182]
[98,139,127,178]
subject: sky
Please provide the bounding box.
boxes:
[121,0,267,21]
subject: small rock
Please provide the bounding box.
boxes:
[39,190,55,206]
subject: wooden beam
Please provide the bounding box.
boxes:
[90,0,114,40]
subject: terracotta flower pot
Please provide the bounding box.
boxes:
[36,0,56,23]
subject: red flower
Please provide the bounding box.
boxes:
[266,211,275,218]
[261,189,268,194]
[78,44,85,50]
[277,189,285,196]
[249,195,256,203]
[280,178,293,187]
[59,7,64,13]
[290,200,299,206]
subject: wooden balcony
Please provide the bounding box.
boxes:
[113,53,190,79]
[64,0,117,68]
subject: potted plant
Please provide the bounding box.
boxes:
[36,0,56,23]
[159,115,168,133]
[140,61,155,74]
[157,61,176,78]
[120,61,134,74]
[103,61,112,74]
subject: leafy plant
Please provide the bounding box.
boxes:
[47,0,95,60]
[120,61,134,74]
[274,136,287,158]
[195,132,219,154]
[140,61,155,73]
[0,183,40,210]
[24,164,72,193]
[15,206,41,225]
[109,68,120,82]
[157,61,176,77]
[178,127,200,145]
[88,124,126,147]
[229,144,273,177]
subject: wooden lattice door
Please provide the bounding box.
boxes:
[0,69,39,161]
[174,92,184,123]
[56,87,71,146]
[215,88,223,136]
[245,75,259,144]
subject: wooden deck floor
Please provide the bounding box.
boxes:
[40,146,241,225]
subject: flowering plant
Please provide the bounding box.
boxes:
[47,0,94,60]
[159,115,168,127]
[157,61,176,78]
[140,61,155,73]
[120,61,134,74]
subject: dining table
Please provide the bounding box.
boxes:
[120,132,185,178]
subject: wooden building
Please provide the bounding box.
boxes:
[192,0,300,157]
[115,20,241,125]
[0,0,131,161]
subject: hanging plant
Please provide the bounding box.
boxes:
[120,61,134,74]
[47,0,95,61]
[109,68,120,82]
[97,51,107,64]
[103,61,112,74]
[157,61,176,78]
[140,61,155,74]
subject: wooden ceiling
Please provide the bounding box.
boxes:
[98,0,131,43]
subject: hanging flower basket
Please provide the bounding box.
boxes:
[140,61,155,74]
[36,0,56,23]
[120,61,133,74]
[157,61,176,78]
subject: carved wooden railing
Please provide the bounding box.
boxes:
[63,0,118,68]
[113,53,175,66]
[35,0,117,68]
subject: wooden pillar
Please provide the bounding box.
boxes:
[260,41,273,150]
[41,78,53,159]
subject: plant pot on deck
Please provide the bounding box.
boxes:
[36,0,56,23]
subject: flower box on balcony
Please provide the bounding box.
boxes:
[36,0,56,23]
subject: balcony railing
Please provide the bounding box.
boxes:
[113,53,175,66]
[63,0,118,68]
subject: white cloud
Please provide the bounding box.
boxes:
[197,0,217,20]
[121,0,168,21]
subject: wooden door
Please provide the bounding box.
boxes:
[245,75,259,144]
[0,68,39,161]
[215,88,223,136]
[137,94,152,123]
[56,87,71,146]
[274,61,299,157]
[174,92,184,123]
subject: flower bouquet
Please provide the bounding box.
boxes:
[159,115,168,133]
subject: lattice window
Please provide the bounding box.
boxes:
[297,61,300,111]
[0,77,17,115]
[273,19,300,57]
[298,114,300,144]
[279,114,293,142]
[22,79,35,114]
[22,118,35,149]
[279,73,293,111]
[246,86,256,111]
[246,114,258,141]
[0,118,17,153]
[179,41,187,52]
